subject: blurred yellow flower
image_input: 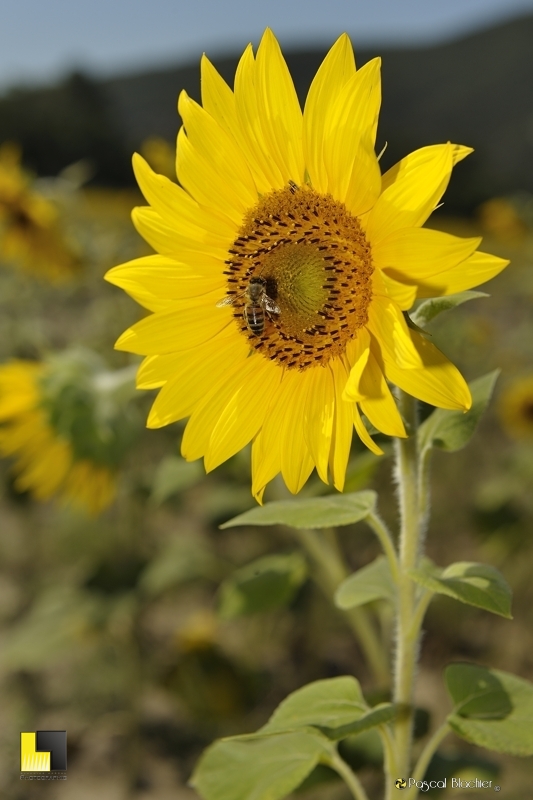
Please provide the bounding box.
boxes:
[106,30,508,502]
[0,142,79,280]
[141,136,176,181]
[0,353,139,514]
[499,376,533,440]
[479,197,528,240]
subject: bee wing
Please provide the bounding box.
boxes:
[216,295,237,307]
[264,297,281,314]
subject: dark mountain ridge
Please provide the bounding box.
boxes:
[1,14,533,211]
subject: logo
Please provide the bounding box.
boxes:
[396,778,407,789]
[20,731,67,780]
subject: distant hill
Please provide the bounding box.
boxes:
[2,14,533,211]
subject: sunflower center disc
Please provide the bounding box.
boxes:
[224,184,374,369]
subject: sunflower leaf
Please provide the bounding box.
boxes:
[260,677,367,733]
[445,664,533,755]
[335,556,396,610]
[190,729,333,800]
[220,491,377,530]
[320,703,396,740]
[418,370,500,454]
[259,676,395,741]
[410,291,489,328]
[408,560,512,618]
[218,553,307,619]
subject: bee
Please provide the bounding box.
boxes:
[217,276,280,336]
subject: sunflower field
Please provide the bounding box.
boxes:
[1,32,533,800]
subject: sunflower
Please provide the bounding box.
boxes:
[0,353,139,514]
[0,143,79,280]
[499,376,533,440]
[106,30,508,502]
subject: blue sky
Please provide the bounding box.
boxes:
[2,0,533,90]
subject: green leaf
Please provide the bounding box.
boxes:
[445,664,533,755]
[220,491,377,530]
[260,676,394,740]
[261,677,366,733]
[322,703,396,741]
[150,456,203,505]
[218,553,307,619]
[418,370,500,454]
[190,729,332,800]
[408,560,512,619]
[446,664,512,719]
[335,556,396,610]
[410,291,488,328]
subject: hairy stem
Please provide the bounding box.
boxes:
[387,391,425,798]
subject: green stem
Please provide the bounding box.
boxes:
[379,723,399,786]
[328,749,370,800]
[295,528,389,686]
[388,391,424,797]
[407,721,451,798]
[418,446,433,535]
[407,590,434,642]
[365,511,400,583]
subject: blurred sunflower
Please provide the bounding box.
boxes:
[106,30,508,502]
[499,377,533,440]
[0,142,79,280]
[0,352,140,514]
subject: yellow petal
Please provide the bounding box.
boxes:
[146,332,249,426]
[304,365,335,484]
[178,91,257,207]
[255,29,305,184]
[372,226,481,280]
[176,127,248,226]
[365,144,471,243]
[205,358,282,471]
[234,44,285,189]
[132,206,230,263]
[343,133,382,217]
[358,351,406,437]
[329,358,354,491]
[353,403,383,455]
[344,328,371,401]
[132,153,235,241]
[181,354,264,461]
[201,55,274,195]
[380,271,418,310]
[378,330,472,410]
[367,295,423,369]
[416,250,510,297]
[280,372,316,493]
[324,58,381,200]
[252,378,299,502]
[303,33,356,193]
[251,427,280,504]
[254,368,315,495]
[105,255,225,312]
[114,302,232,355]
